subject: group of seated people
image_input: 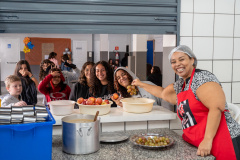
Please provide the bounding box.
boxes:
[1,56,161,108]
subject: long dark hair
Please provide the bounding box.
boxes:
[79,62,95,86]
[14,60,33,84]
[114,69,138,98]
[39,59,55,81]
[48,68,66,92]
[89,61,114,96]
[48,52,57,59]
[152,66,161,74]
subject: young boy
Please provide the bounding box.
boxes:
[1,75,27,107]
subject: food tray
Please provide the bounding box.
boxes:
[130,133,174,149]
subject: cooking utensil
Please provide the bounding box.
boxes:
[23,116,36,123]
[120,98,155,113]
[94,111,99,121]
[12,106,23,112]
[23,110,35,116]
[0,107,11,112]
[22,106,34,111]
[77,101,113,116]
[36,110,48,121]
[62,114,100,154]
[34,105,47,111]
[130,133,174,149]
[100,132,129,142]
[0,112,11,124]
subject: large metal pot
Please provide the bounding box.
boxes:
[62,114,100,154]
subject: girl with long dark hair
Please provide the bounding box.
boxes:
[14,60,38,105]
[89,61,116,107]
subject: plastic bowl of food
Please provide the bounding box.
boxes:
[120,98,155,113]
[77,101,113,116]
[48,100,75,116]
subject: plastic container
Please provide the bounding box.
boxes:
[77,101,113,115]
[48,100,75,116]
[120,98,155,113]
[0,107,55,160]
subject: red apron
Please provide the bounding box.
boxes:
[177,68,236,160]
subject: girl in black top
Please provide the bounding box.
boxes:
[147,66,162,86]
[69,62,94,101]
[89,61,116,107]
[14,60,38,105]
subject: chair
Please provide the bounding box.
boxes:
[227,103,240,124]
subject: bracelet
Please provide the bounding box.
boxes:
[30,75,34,79]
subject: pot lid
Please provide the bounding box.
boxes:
[100,132,129,143]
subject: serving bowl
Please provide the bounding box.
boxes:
[120,98,155,113]
[48,100,75,116]
[77,101,113,116]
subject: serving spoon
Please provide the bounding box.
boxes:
[94,111,99,121]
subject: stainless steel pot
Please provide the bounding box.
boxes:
[62,114,100,154]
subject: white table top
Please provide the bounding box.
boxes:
[52,105,177,125]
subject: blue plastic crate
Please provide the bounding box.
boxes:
[0,107,56,160]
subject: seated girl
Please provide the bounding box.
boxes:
[69,62,94,101]
[14,60,38,105]
[38,68,71,102]
[89,61,117,107]
[111,67,161,107]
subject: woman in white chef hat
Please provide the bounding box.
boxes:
[132,45,240,160]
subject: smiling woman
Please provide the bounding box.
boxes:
[132,45,240,160]
[89,61,116,107]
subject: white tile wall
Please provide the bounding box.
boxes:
[234,15,240,37]
[221,83,232,103]
[180,0,238,105]
[194,0,214,13]
[180,37,192,49]
[214,14,234,37]
[215,0,235,14]
[236,0,240,14]
[102,122,124,132]
[232,83,240,103]
[213,61,232,82]
[148,120,169,129]
[125,121,147,130]
[181,0,193,13]
[197,61,212,72]
[233,60,240,81]
[213,38,233,59]
[193,14,214,36]
[234,38,240,59]
[193,37,213,59]
[180,13,193,36]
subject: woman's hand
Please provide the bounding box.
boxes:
[197,138,212,157]
[110,96,123,107]
[131,79,143,88]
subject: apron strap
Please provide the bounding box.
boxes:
[181,68,196,92]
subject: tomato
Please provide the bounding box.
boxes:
[95,98,102,105]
